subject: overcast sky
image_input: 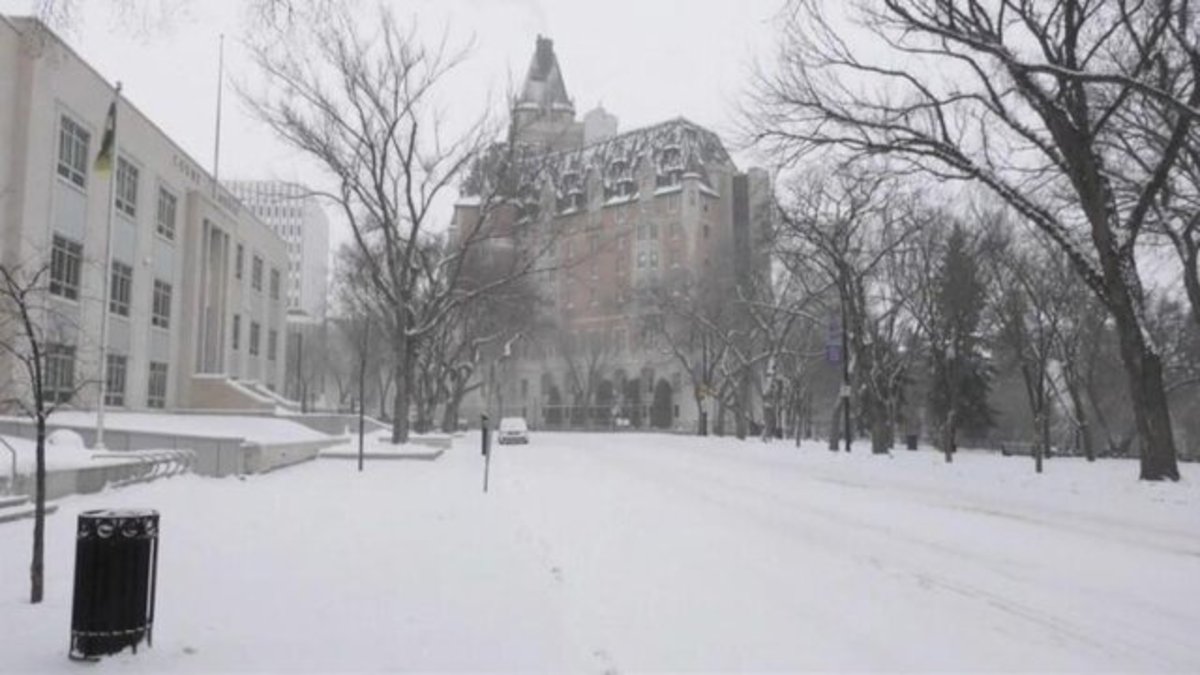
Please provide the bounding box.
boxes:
[0,0,784,248]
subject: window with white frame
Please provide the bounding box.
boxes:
[57,115,90,188]
[147,361,168,408]
[116,157,138,218]
[104,354,127,406]
[109,260,132,316]
[50,234,83,300]
[44,343,76,404]
[151,279,172,329]
[156,187,177,240]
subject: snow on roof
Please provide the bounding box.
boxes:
[463,118,733,203]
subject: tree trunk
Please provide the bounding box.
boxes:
[865,389,889,454]
[870,409,889,454]
[1065,374,1095,462]
[1108,293,1180,480]
[828,399,841,451]
[390,331,412,444]
[1181,245,1200,330]
[942,409,956,463]
[30,414,45,604]
[441,383,464,433]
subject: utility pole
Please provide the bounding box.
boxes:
[294,330,304,411]
[841,306,851,452]
[358,320,368,472]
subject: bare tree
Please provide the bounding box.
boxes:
[243,5,554,443]
[0,263,86,604]
[776,168,920,453]
[991,234,1065,473]
[750,0,1191,479]
[643,268,735,436]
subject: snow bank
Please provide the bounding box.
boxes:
[41,412,330,444]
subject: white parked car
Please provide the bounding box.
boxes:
[497,417,529,444]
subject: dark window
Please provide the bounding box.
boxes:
[152,280,172,329]
[50,234,83,300]
[270,268,281,300]
[147,361,168,408]
[109,260,132,316]
[156,188,177,240]
[116,157,138,218]
[232,314,241,351]
[249,321,260,356]
[268,329,277,361]
[104,354,127,407]
[236,244,244,279]
[252,256,263,291]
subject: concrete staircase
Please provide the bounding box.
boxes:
[0,494,59,525]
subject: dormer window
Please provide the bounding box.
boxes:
[518,184,540,221]
[558,171,586,212]
[605,159,637,200]
[656,170,681,188]
[656,146,683,188]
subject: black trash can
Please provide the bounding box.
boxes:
[69,509,160,661]
[906,434,919,451]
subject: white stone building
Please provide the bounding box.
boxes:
[0,16,289,411]
[224,180,329,321]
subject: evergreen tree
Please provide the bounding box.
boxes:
[929,226,994,457]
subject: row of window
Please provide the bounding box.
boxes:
[102,354,168,408]
[43,345,168,409]
[230,315,277,360]
[58,115,177,240]
[232,244,282,300]
[104,257,173,328]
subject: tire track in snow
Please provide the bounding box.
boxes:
[573,442,1199,672]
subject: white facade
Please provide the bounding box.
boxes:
[0,16,289,411]
[224,180,329,321]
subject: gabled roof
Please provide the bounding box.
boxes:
[515,35,574,114]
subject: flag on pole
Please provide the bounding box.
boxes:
[94,99,117,173]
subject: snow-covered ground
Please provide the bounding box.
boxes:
[1,432,1197,672]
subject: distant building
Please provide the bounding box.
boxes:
[0,16,289,411]
[454,36,772,431]
[583,105,618,145]
[224,180,329,321]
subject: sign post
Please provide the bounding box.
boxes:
[481,414,492,493]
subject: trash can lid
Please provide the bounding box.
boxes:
[77,510,159,540]
[79,508,159,520]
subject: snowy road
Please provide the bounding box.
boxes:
[492,435,1200,672]
[1,432,1197,672]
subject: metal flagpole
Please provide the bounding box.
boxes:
[212,34,225,197]
[95,82,121,451]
